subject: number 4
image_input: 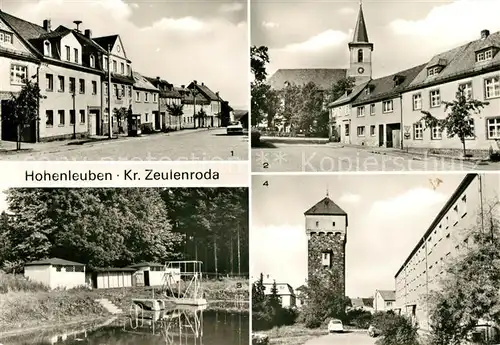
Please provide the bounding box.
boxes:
[263,181,269,186]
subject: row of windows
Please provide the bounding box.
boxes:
[54,265,84,272]
[46,109,86,127]
[103,56,131,76]
[412,117,500,140]
[356,100,394,117]
[46,73,98,95]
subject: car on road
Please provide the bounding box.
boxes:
[328,319,344,333]
[227,121,243,135]
[368,324,382,337]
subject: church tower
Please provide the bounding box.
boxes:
[305,195,348,300]
[347,2,373,84]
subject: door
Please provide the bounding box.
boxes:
[144,270,150,286]
[89,111,96,136]
[378,124,384,147]
[392,130,401,149]
[154,111,160,130]
[344,124,350,144]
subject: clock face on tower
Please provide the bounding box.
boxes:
[358,67,365,74]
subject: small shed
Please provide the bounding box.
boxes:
[91,267,136,289]
[24,257,86,290]
[128,262,180,287]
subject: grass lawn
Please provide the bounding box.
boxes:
[260,324,328,345]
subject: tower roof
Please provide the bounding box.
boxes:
[352,3,369,43]
[304,197,347,216]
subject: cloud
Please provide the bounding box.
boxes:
[262,21,279,29]
[143,16,206,32]
[219,2,244,13]
[339,193,361,204]
[281,29,349,52]
[338,7,356,15]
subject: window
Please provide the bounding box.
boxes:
[90,55,95,68]
[383,100,393,113]
[357,49,363,63]
[55,265,62,272]
[114,84,119,97]
[430,90,441,107]
[357,126,365,137]
[477,49,494,62]
[58,110,65,125]
[80,110,85,123]
[70,110,75,125]
[0,30,13,44]
[104,56,108,70]
[487,118,500,139]
[428,66,441,76]
[65,45,70,61]
[460,82,473,99]
[357,106,365,117]
[128,86,132,97]
[120,62,124,74]
[92,81,97,95]
[44,40,51,56]
[370,125,375,136]
[79,79,85,94]
[153,93,158,102]
[127,64,131,75]
[113,60,117,72]
[136,91,140,102]
[322,252,331,267]
[69,77,75,93]
[46,74,53,91]
[431,125,442,140]
[414,123,423,140]
[10,64,27,85]
[145,93,149,102]
[412,94,422,110]
[370,103,375,115]
[104,82,108,96]
[345,124,350,136]
[332,222,336,226]
[74,48,78,63]
[46,110,53,127]
[365,88,370,96]
[58,76,64,92]
[121,85,125,97]
[145,112,149,122]
[484,76,500,99]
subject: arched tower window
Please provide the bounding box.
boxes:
[357,49,363,63]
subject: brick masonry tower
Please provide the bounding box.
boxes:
[305,195,348,299]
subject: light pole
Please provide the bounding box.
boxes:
[72,86,76,139]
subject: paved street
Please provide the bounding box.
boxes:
[2,128,248,161]
[304,331,376,345]
[252,144,493,172]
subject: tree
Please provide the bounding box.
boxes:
[195,108,207,128]
[252,273,266,311]
[2,77,44,150]
[113,107,128,134]
[166,103,184,130]
[328,77,356,103]
[419,85,489,157]
[427,200,500,345]
[251,46,271,127]
[251,46,270,83]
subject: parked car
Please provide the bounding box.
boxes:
[368,324,381,337]
[227,121,243,135]
[328,319,344,333]
[252,333,269,345]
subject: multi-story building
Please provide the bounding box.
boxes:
[93,34,134,136]
[178,85,210,129]
[262,282,297,308]
[394,173,500,331]
[0,12,104,142]
[144,77,183,130]
[187,80,221,128]
[132,71,159,131]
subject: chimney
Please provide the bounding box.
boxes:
[201,82,204,86]
[84,29,92,38]
[156,76,160,80]
[73,20,82,32]
[481,29,490,39]
[193,80,197,84]
[43,19,51,32]
[181,85,185,88]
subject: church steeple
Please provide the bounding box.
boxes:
[347,2,373,84]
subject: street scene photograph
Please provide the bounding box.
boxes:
[0,0,248,161]
[251,173,500,345]
[251,0,500,171]
[0,187,249,345]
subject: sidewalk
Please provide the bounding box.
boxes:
[0,128,210,156]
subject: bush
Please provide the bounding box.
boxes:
[140,122,154,134]
[490,151,500,162]
[251,130,261,147]
[0,272,49,293]
[372,312,419,345]
[345,309,373,329]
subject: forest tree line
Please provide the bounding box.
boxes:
[0,188,248,277]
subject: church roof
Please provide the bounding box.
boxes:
[352,4,369,43]
[304,197,347,216]
[268,68,347,91]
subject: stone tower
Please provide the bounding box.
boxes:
[305,196,348,299]
[347,2,373,84]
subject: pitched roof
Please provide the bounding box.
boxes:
[128,262,164,268]
[189,82,219,101]
[93,34,118,51]
[0,11,47,42]
[351,297,374,308]
[407,31,500,90]
[352,4,369,43]
[330,80,371,107]
[182,91,210,105]
[304,197,347,216]
[268,68,347,91]
[71,28,107,53]
[25,257,85,266]
[233,109,248,121]
[377,290,396,301]
[362,298,374,308]
[132,71,159,91]
[352,64,427,106]
[111,72,135,85]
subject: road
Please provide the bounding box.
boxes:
[252,144,488,172]
[304,331,376,345]
[2,128,248,161]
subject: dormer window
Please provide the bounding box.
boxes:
[0,30,13,44]
[427,66,442,77]
[43,40,51,57]
[476,49,494,62]
[90,55,95,68]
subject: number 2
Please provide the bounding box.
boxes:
[263,162,269,169]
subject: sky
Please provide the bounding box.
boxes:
[251,0,500,77]
[0,0,249,109]
[251,173,468,298]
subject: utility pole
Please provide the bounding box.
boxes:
[107,45,112,139]
[72,87,76,139]
[193,86,197,129]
